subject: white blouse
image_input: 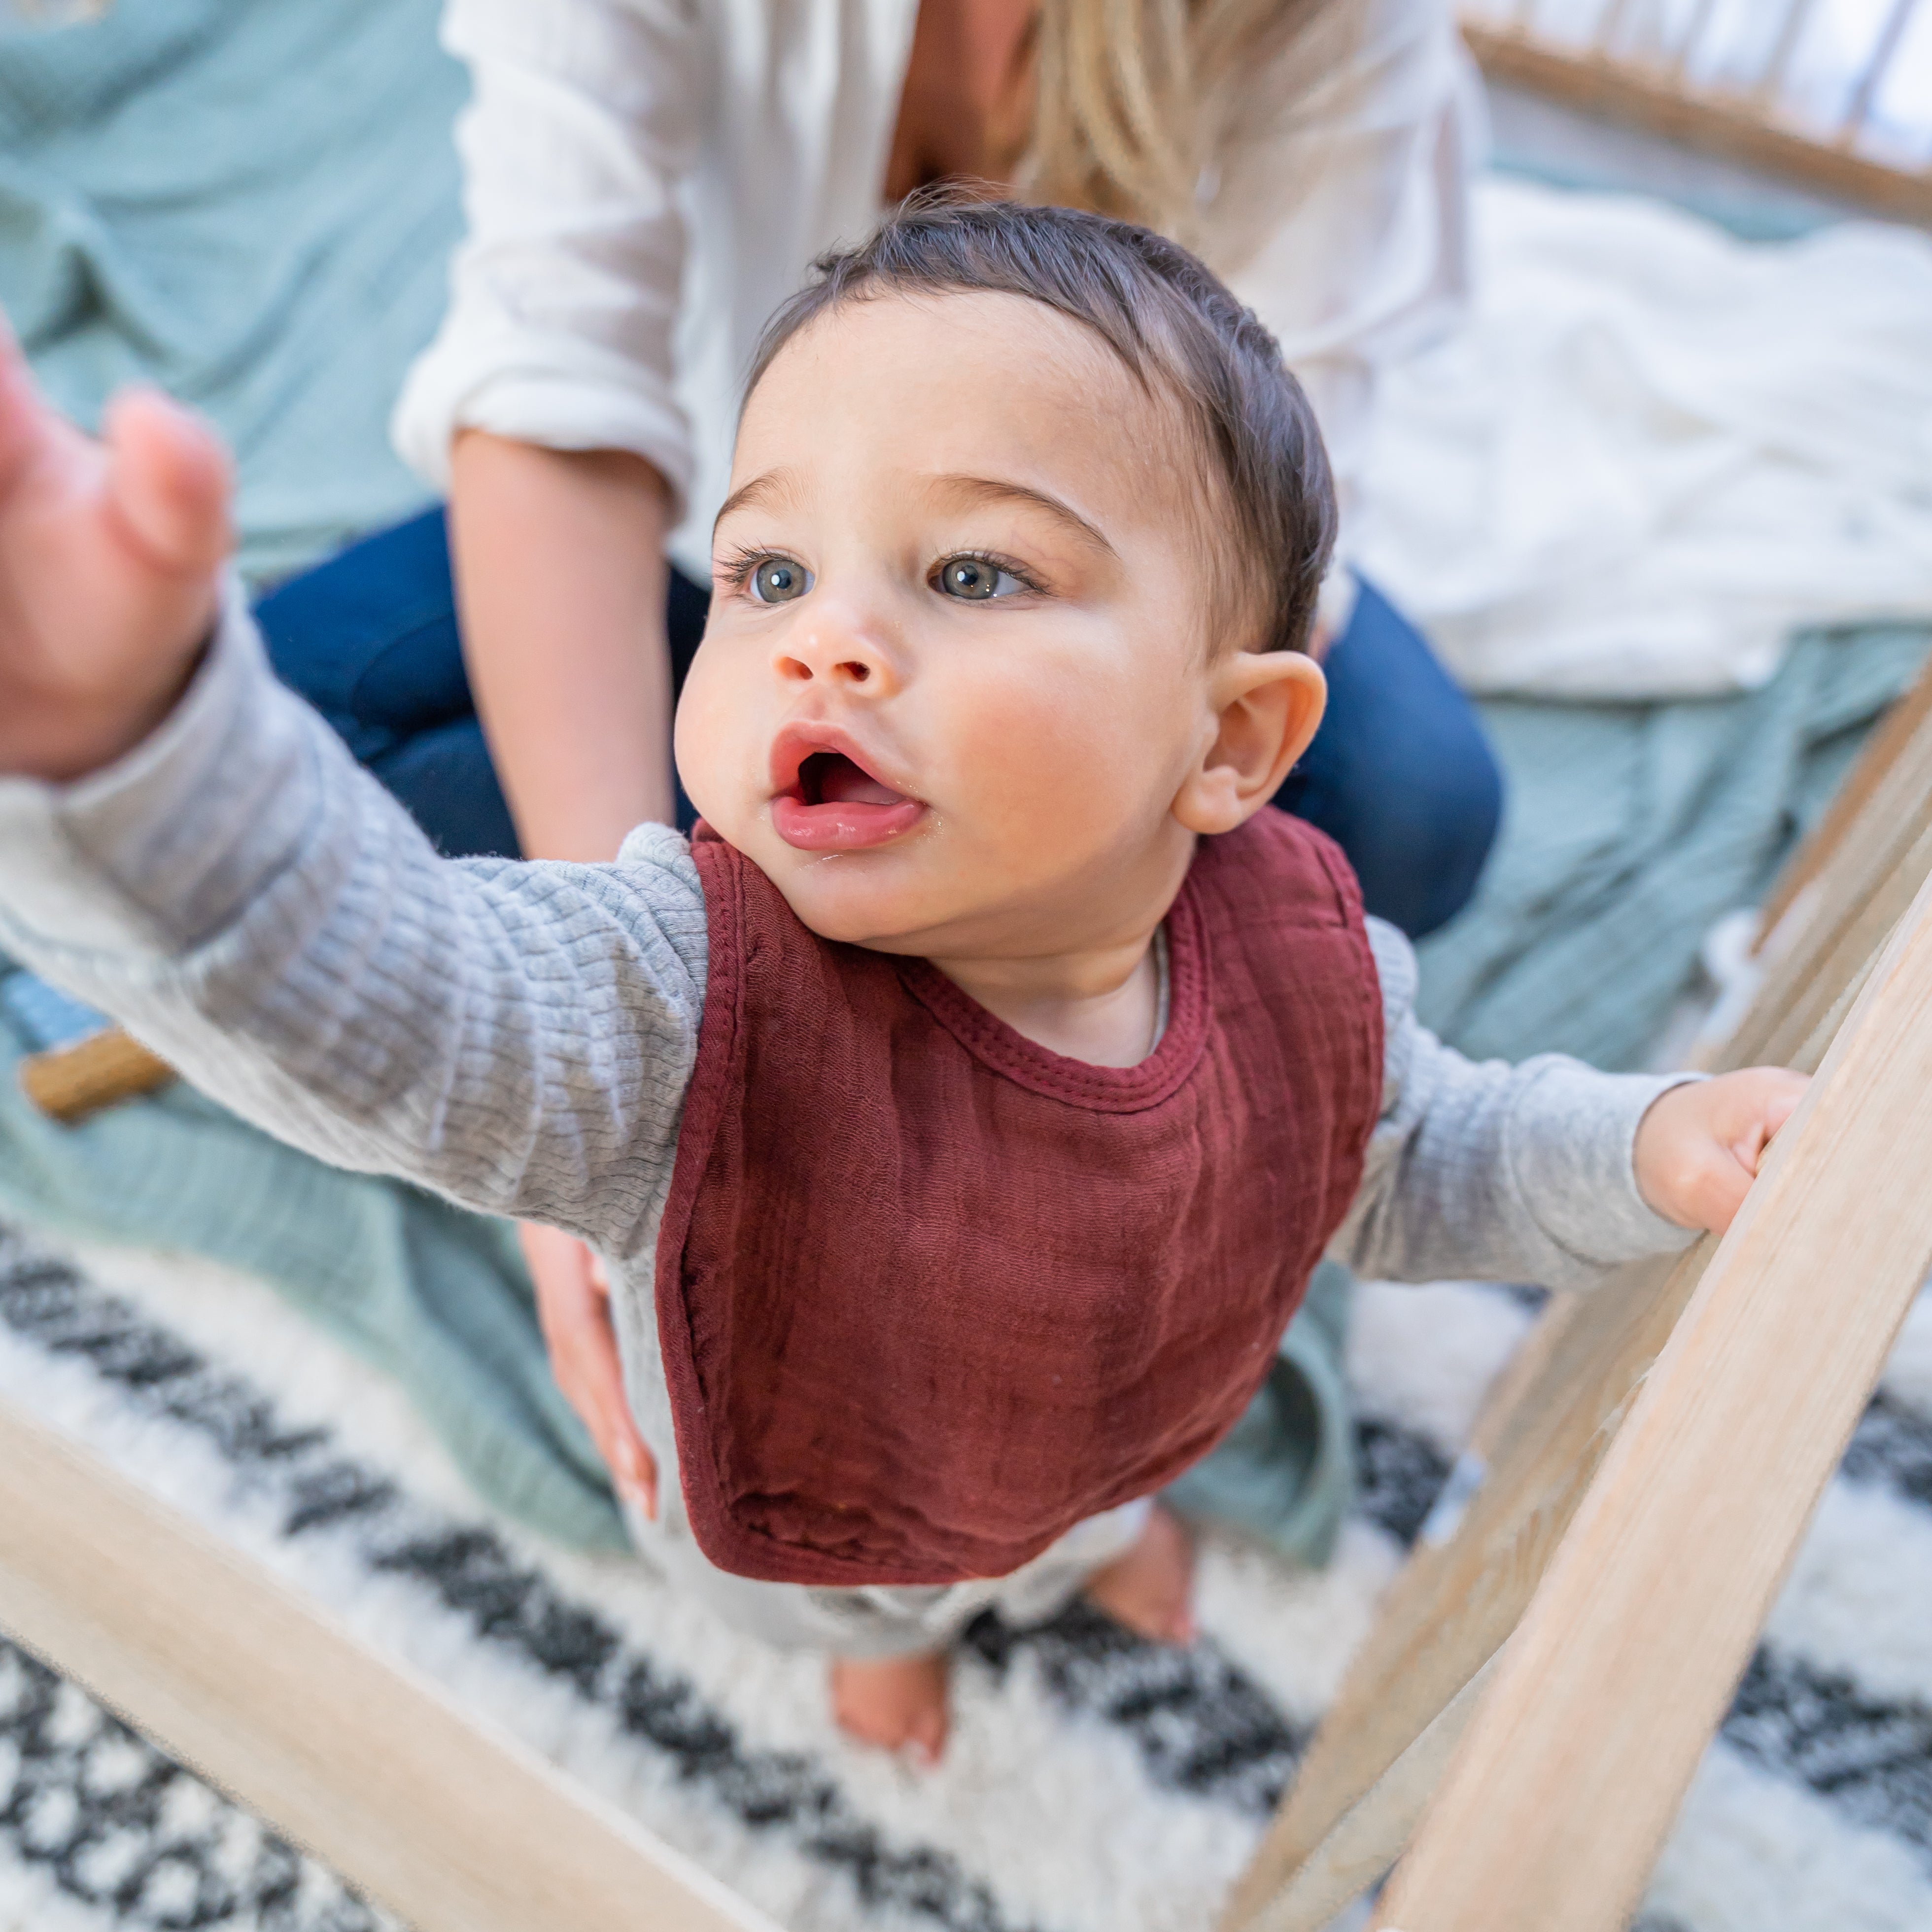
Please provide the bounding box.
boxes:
[392,0,1480,587]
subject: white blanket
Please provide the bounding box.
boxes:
[1356,177,1932,699]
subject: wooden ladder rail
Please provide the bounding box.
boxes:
[1374,824,1932,1927]
[0,1396,778,1932]
[0,1397,777,1932]
[1223,671,1932,1932]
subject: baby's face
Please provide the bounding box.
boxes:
[677,291,1243,960]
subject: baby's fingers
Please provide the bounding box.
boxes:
[0,312,45,499]
[101,388,232,581]
[552,1323,658,1518]
[1743,1073,1807,1171]
[1713,1068,1808,1187]
[1684,1144,1757,1235]
[1638,1067,1811,1234]
[598,1398,658,1522]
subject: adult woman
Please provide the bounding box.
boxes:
[257,0,1499,1508]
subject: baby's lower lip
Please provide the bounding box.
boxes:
[770,794,928,851]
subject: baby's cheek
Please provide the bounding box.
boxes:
[954,687,1110,826]
[669,695,716,817]
[671,663,753,830]
[997,725,1166,880]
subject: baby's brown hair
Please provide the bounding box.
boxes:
[743,192,1337,657]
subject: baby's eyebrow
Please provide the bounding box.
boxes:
[930,474,1116,560]
[713,466,804,532]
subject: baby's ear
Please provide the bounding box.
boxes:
[1173,650,1326,835]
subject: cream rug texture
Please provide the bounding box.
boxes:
[1,1226,1929,1932]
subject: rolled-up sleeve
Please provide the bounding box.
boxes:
[391,0,708,509]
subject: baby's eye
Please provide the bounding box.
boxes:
[748,555,812,604]
[933,555,1028,601]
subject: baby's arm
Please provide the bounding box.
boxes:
[0,340,702,1259]
[1334,921,1804,1289]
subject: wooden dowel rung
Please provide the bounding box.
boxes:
[1756,0,1820,102]
[1839,0,1917,137]
[1668,0,1721,80]
[18,1027,175,1123]
[1592,0,1636,56]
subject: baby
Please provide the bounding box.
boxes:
[0,200,1802,1763]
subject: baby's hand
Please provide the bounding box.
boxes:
[0,315,232,783]
[1634,1068,1810,1234]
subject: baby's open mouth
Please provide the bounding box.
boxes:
[770,737,928,852]
[797,750,907,809]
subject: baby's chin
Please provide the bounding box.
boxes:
[722,826,1001,958]
[763,852,979,957]
[698,795,1081,959]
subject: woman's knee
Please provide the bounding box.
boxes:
[1347,729,1501,938]
[254,507,466,756]
[1281,577,1503,939]
[369,716,521,861]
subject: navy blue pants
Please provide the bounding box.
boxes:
[255,506,1501,939]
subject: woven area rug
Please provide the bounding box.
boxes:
[0,1222,1929,1932]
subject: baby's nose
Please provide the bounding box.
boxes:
[774,623,892,690]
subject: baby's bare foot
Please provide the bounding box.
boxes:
[1084,1502,1198,1645]
[829,1650,950,1764]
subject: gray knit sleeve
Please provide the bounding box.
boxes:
[0,591,707,1256]
[1333,917,1700,1290]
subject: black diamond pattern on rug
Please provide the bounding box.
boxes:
[6,1226,1932,1931]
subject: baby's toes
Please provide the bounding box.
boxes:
[1084,1502,1199,1647]
[829,1652,950,1763]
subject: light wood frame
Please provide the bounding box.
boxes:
[1225,660,1932,1932]
[1462,2,1932,226]
[0,1332,780,1928]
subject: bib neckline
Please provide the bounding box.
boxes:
[895,877,1210,1114]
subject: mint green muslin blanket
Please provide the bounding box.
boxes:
[0,0,461,582]
[0,994,628,1550]
[1417,622,1932,1072]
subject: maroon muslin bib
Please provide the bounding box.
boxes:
[654,809,1384,1587]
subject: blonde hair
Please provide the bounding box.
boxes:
[1023,0,1349,242]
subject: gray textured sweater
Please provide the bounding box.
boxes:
[0,599,1698,1296]
[0,600,1700,1640]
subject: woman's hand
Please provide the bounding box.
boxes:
[520,1222,658,1520]
[0,323,231,782]
[1634,1068,1811,1234]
